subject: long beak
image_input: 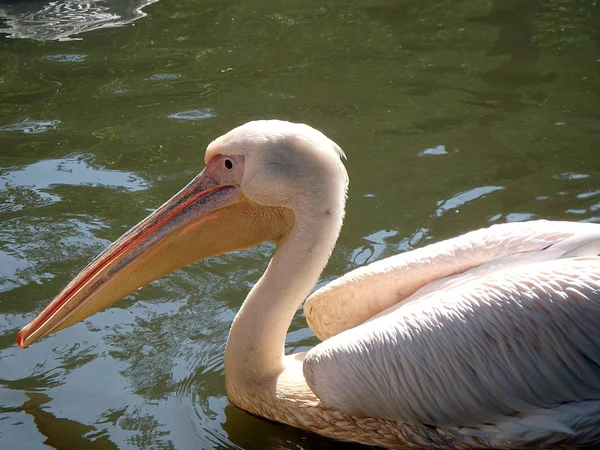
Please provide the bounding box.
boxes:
[17,170,293,348]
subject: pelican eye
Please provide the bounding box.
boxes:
[224,159,233,170]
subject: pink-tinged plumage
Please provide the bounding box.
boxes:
[18,121,600,448]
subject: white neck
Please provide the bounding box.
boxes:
[224,200,344,384]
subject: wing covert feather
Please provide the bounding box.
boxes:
[303,257,600,429]
[305,221,599,340]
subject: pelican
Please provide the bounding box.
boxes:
[18,121,600,449]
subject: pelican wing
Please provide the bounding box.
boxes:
[303,224,600,438]
[305,220,600,339]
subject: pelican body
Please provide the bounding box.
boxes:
[18,121,600,448]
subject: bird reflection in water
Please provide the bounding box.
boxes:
[222,404,370,450]
[23,392,118,450]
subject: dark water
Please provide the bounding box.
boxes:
[1,0,599,448]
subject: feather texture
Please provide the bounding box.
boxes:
[305,229,600,442]
[305,221,600,340]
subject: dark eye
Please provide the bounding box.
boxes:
[224,159,233,170]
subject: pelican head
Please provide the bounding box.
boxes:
[17,120,348,348]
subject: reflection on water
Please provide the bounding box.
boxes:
[145,73,182,81]
[24,393,119,450]
[0,0,159,41]
[578,190,600,200]
[0,156,148,293]
[435,186,505,217]
[351,229,398,266]
[1,155,147,194]
[0,155,148,212]
[0,118,62,134]
[43,54,87,63]
[167,109,215,121]
[418,144,449,156]
[0,216,109,292]
[555,172,590,180]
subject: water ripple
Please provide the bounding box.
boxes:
[577,190,600,199]
[435,186,505,217]
[167,108,215,121]
[505,212,535,222]
[554,172,589,180]
[418,144,448,156]
[0,118,61,134]
[0,154,148,212]
[350,229,398,265]
[43,54,87,63]
[0,216,110,293]
[146,73,182,81]
[0,0,160,41]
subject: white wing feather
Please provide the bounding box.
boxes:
[304,223,600,434]
[305,220,599,340]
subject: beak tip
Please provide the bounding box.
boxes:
[17,327,31,349]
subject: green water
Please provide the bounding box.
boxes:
[1,0,599,448]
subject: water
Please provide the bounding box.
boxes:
[1,0,599,448]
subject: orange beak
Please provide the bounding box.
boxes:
[17,168,292,349]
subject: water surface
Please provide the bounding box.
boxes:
[1,0,599,448]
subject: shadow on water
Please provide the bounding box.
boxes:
[473,0,552,88]
[457,0,556,120]
[363,0,591,120]
[23,393,119,450]
[222,405,375,450]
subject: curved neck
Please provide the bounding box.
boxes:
[225,202,344,384]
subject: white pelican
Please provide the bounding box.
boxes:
[18,120,600,449]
